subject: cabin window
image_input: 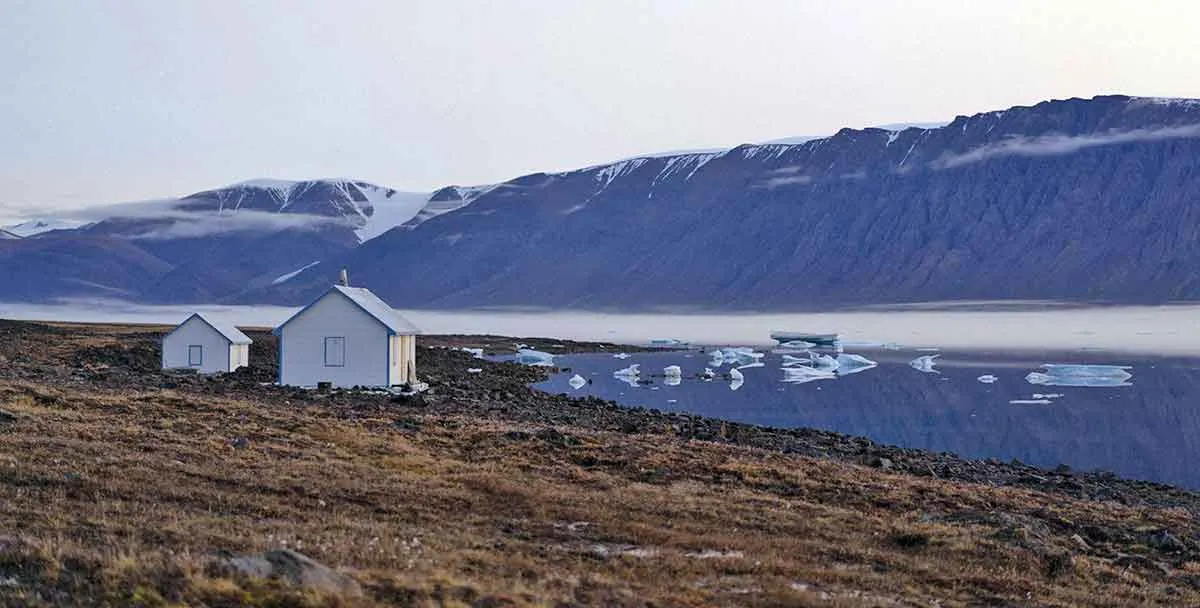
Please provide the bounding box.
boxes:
[324,337,346,367]
[391,336,397,366]
[188,345,203,367]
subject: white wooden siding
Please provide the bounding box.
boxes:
[162,317,233,374]
[278,292,391,387]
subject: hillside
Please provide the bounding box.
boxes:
[2,321,1200,606]
[266,95,1200,309]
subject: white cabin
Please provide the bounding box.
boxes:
[162,313,252,374]
[274,284,420,388]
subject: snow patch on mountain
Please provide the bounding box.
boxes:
[4,218,90,237]
[271,260,321,285]
[356,190,431,242]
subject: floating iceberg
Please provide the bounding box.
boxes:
[717,347,764,366]
[1026,371,1132,387]
[977,375,998,384]
[613,364,641,378]
[909,354,940,374]
[1040,364,1132,377]
[568,374,587,390]
[459,347,484,359]
[736,361,765,370]
[729,367,745,391]
[835,354,877,375]
[781,366,838,384]
[614,374,640,388]
[514,349,555,367]
[781,354,810,367]
[649,338,688,348]
[775,340,817,351]
[663,365,683,378]
[1010,399,1054,405]
[1026,364,1133,387]
[809,352,839,372]
[612,353,632,360]
[701,367,716,381]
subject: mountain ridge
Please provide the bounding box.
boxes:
[4,94,1200,308]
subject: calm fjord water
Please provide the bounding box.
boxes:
[536,349,1200,489]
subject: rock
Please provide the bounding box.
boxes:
[0,409,19,423]
[218,549,363,598]
[1070,534,1091,551]
[1148,530,1187,553]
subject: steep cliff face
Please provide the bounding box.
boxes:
[268,95,1200,309]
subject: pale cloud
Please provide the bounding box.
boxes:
[933,124,1200,168]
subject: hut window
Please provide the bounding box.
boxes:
[324,337,346,367]
[188,345,203,367]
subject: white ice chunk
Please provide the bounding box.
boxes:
[736,361,765,370]
[781,354,810,367]
[701,367,717,380]
[467,368,483,374]
[459,347,484,359]
[977,375,998,384]
[776,340,816,351]
[1026,372,1131,387]
[835,353,877,375]
[781,366,837,384]
[1010,399,1054,405]
[909,354,941,374]
[568,374,587,390]
[663,365,683,377]
[729,367,745,391]
[613,364,641,378]
[515,349,555,366]
[612,353,632,359]
[809,352,839,372]
[1040,364,1132,377]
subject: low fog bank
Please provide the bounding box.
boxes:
[1,300,1198,356]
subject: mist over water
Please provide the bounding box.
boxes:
[1,300,1199,355]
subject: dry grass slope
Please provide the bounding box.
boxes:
[0,321,1198,606]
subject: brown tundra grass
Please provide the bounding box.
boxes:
[0,324,1198,606]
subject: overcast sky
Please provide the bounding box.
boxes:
[4,0,1200,220]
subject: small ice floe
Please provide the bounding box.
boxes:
[775,340,817,351]
[514,349,555,366]
[780,354,809,367]
[718,347,765,367]
[466,368,483,374]
[729,367,745,391]
[612,353,632,360]
[809,352,839,372]
[613,364,641,378]
[663,365,683,378]
[649,338,688,348]
[664,375,681,386]
[701,367,717,381]
[977,375,999,384]
[736,361,765,370]
[834,353,877,376]
[1026,363,1133,387]
[459,347,484,359]
[568,374,587,390]
[1010,392,1064,405]
[781,366,837,384]
[909,354,940,374]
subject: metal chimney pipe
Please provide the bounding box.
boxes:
[339,268,349,287]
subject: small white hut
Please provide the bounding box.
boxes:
[274,273,420,388]
[162,313,252,374]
